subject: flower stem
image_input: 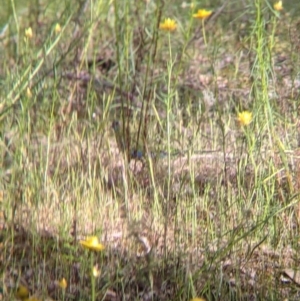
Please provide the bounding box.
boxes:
[91,252,95,301]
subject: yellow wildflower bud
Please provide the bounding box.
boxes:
[26,87,32,98]
[25,27,33,39]
[274,1,283,11]
[55,23,61,34]
[92,264,101,277]
[58,278,67,289]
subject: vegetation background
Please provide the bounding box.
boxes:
[0,0,300,300]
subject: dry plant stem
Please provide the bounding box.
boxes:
[140,0,164,224]
[137,0,164,155]
[112,0,132,214]
[2,14,73,121]
[2,0,300,300]
[254,0,274,145]
[163,32,174,262]
[202,19,207,46]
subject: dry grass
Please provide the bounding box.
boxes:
[1,0,300,300]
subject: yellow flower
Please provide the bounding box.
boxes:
[190,298,206,301]
[15,285,29,299]
[55,23,61,34]
[159,18,177,31]
[80,236,105,252]
[237,111,252,126]
[193,9,213,19]
[58,278,67,289]
[274,1,283,11]
[25,27,33,39]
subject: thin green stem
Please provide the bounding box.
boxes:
[163,32,175,261]
[91,252,95,301]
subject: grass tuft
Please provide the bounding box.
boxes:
[1,0,300,300]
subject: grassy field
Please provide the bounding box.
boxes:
[1,0,300,300]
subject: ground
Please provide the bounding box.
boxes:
[0,0,300,300]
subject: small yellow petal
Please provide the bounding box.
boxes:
[190,298,206,301]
